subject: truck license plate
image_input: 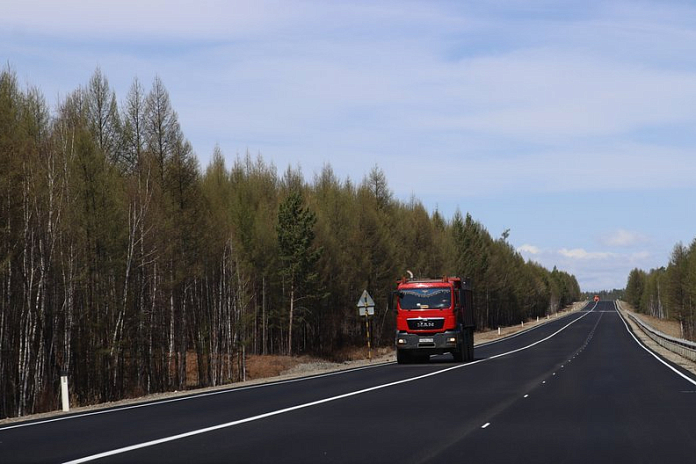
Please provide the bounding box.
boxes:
[419,338,434,343]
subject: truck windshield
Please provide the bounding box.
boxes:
[399,288,451,310]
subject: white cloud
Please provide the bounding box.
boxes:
[600,229,649,247]
[558,248,617,260]
[447,51,696,141]
[516,244,658,291]
[389,141,696,200]
[517,244,541,255]
[1,1,298,40]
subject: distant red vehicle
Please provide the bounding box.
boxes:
[391,276,475,364]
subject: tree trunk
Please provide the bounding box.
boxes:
[288,285,294,355]
[262,276,267,355]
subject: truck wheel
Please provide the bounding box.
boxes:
[466,329,475,362]
[396,350,411,364]
[452,340,464,362]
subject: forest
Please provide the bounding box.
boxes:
[625,239,696,342]
[0,67,580,419]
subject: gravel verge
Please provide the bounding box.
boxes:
[617,302,696,378]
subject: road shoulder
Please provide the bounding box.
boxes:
[617,301,696,378]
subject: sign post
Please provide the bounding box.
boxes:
[356,290,375,361]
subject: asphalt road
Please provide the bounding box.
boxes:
[2,300,696,463]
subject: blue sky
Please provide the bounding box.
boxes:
[3,0,696,291]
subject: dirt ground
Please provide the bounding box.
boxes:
[628,311,684,339]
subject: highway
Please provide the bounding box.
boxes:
[2,300,696,463]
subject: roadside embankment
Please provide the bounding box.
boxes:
[617,300,696,377]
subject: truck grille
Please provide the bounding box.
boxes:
[407,318,444,331]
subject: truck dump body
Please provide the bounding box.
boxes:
[392,276,474,363]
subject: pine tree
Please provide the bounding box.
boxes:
[625,268,647,309]
[277,190,321,355]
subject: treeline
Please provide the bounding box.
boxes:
[0,67,580,418]
[625,239,696,341]
[582,289,624,301]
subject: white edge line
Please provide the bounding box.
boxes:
[483,311,591,362]
[0,362,390,432]
[615,301,696,387]
[63,361,480,463]
[475,301,595,348]
[63,310,592,463]
[5,303,594,432]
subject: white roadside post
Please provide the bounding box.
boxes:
[356,290,375,362]
[60,369,70,412]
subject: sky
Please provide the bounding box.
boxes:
[3,0,696,292]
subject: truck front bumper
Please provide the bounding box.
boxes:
[395,330,459,354]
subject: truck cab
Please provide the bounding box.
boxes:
[391,276,475,364]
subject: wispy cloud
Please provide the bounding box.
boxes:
[600,229,649,247]
[2,1,298,40]
[518,244,541,255]
[517,243,656,290]
[558,248,616,260]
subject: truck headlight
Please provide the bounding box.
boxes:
[397,338,407,345]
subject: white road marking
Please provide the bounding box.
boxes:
[62,311,592,463]
[12,304,597,434]
[475,301,596,348]
[481,423,491,429]
[616,301,696,387]
[0,362,391,432]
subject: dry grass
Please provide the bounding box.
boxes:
[246,355,310,380]
[246,347,395,380]
[630,312,683,339]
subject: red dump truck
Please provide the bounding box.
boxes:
[391,276,475,364]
